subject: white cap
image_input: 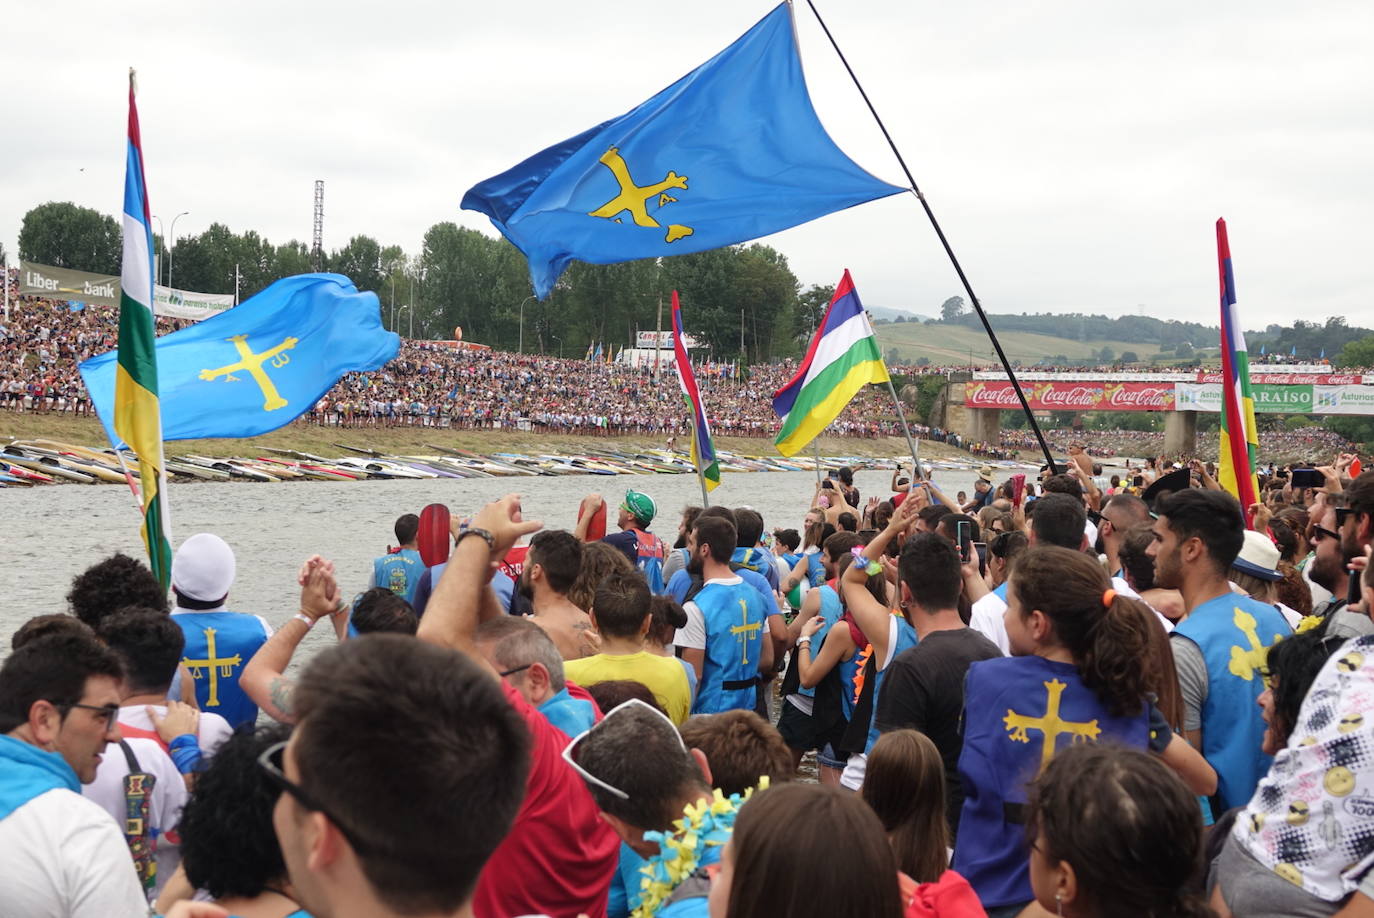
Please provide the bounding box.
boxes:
[171,533,237,600]
[1233,529,1282,582]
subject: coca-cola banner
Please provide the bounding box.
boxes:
[964,381,1175,412]
[1194,371,1363,386]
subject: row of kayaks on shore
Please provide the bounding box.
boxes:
[0,438,1039,487]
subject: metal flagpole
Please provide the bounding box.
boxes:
[804,0,1059,474]
[814,435,823,487]
[883,377,926,481]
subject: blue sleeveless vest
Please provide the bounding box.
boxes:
[806,553,826,588]
[373,548,423,606]
[953,656,1150,908]
[691,580,767,714]
[172,611,268,729]
[799,586,843,700]
[865,617,919,753]
[1173,592,1290,810]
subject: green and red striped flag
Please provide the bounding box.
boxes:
[115,70,172,585]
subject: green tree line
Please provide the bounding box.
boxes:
[16,201,819,360]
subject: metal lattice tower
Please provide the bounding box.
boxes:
[311,180,324,270]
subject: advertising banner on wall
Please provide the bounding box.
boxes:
[1175,383,1315,413]
[965,380,1175,412]
[1314,385,1374,415]
[19,259,233,321]
[152,285,234,321]
[19,260,119,307]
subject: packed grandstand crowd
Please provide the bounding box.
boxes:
[0,269,1366,455]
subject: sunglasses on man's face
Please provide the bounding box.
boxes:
[58,701,120,730]
[257,740,383,858]
[1311,525,1341,543]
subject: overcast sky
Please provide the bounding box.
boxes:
[4,1,1370,330]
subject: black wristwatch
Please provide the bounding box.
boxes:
[455,527,496,552]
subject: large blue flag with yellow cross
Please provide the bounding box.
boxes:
[462,3,904,299]
[80,273,398,442]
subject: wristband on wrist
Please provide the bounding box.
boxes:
[797,638,811,649]
[168,733,202,774]
[293,612,315,628]
[456,527,496,552]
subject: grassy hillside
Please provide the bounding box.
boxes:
[875,322,1166,366]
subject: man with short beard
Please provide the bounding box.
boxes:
[1308,498,1374,640]
[1150,489,1291,812]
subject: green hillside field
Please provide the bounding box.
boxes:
[875,321,1171,367]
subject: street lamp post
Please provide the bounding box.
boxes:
[551,334,562,359]
[152,216,165,284]
[518,295,535,354]
[167,211,189,288]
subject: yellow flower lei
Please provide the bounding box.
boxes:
[630,777,769,918]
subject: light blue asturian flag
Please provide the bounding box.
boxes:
[462,3,904,298]
[80,273,398,442]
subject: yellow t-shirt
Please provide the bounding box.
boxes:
[564,651,692,724]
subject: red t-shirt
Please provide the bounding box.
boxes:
[473,682,619,918]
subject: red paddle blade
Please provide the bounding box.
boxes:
[578,498,608,541]
[418,503,451,567]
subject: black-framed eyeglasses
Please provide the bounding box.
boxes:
[1312,525,1340,543]
[498,662,532,678]
[58,701,120,730]
[257,740,381,857]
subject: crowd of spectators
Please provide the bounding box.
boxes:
[1023,427,1357,466]
[2,269,1369,449]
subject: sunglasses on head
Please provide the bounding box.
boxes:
[561,698,684,800]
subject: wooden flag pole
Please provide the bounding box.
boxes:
[804,0,1058,475]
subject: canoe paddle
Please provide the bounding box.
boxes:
[417,503,452,567]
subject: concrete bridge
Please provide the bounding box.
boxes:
[927,366,1372,456]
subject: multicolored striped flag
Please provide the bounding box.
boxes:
[1216,218,1260,518]
[115,71,172,586]
[772,270,889,457]
[671,291,720,491]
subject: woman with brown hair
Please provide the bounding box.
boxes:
[1027,744,1214,918]
[568,540,636,614]
[862,730,989,916]
[954,546,1215,917]
[707,783,903,918]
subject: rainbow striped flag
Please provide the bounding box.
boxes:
[671,291,720,491]
[772,270,888,457]
[1216,218,1259,517]
[116,71,172,586]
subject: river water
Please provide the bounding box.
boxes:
[2,466,997,661]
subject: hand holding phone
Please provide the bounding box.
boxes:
[957,520,972,562]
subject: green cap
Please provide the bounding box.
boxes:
[620,489,656,526]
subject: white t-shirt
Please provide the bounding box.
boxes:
[83,704,232,899]
[0,788,148,918]
[969,575,1172,655]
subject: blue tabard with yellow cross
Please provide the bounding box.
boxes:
[1173,592,1290,811]
[691,580,767,715]
[171,611,269,729]
[798,586,843,700]
[953,656,1150,909]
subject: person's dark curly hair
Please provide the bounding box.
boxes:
[179,724,292,899]
[66,553,168,628]
[351,588,417,636]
